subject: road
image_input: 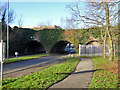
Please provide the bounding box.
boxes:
[0,54,68,75]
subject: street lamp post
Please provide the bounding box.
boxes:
[7,0,9,61]
[0,1,3,87]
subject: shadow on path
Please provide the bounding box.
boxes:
[56,69,102,75]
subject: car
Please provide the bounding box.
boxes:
[65,43,76,54]
[68,49,76,53]
[65,47,76,54]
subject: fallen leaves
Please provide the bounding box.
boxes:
[89,57,118,88]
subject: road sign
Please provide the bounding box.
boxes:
[15,52,19,58]
[0,41,5,62]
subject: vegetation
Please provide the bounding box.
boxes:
[63,26,103,51]
[38,28,65,52]
[4,53,49,64]
[66,1,118,61]
[89,57,118,88]
[9,27,36,56]
[63,29,89,50]
[39,27,93,53]
[2,57,80,88]
[87,26,101,42]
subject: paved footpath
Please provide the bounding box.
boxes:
[49,58,94,88]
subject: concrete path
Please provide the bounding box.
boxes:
[49,58,94,88]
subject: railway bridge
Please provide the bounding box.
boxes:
[9,27,97,56]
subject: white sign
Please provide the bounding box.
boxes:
[0,41,5,62]
[15,52,18,56]
[15,52,19,58]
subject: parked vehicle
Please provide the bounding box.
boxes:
[65,43,76,54]
[68,49,76,53]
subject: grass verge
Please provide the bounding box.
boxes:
[89,57,118,88]
[4,54,49,64]
[2,57,80,88]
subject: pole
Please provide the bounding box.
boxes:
[0,1,3,88]
[0,0,2,41]
[1,40,3,86]
[79,44,81,56]
[7,0,9,61]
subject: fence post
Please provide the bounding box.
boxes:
[84,45,86,56]
[91,45,92,56]
[79,44,82,56]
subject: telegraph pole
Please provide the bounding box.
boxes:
[7,0,9,61]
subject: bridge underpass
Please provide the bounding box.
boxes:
[25,40,46,55]
[50,41,76,54]
[24,40,76,55]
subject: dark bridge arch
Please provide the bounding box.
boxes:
[25,40,46,55]
[50,40,76,54]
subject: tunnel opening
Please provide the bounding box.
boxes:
[25,40,46,55]
[50,41,76,54]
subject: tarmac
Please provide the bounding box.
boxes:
[49,58,94,88]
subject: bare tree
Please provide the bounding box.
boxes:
[46,20,51,26]
[60,17,64,29]
[66,1,118,61]
[1,3,15,24]
[38,20,51,26]
[18,15,24,28]
[37,20,52,30]
[0,3,16,41]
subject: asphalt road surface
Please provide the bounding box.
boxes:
[0,55,68,74]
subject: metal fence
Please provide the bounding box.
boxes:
[79,44,115,56]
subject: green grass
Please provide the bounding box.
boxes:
[114,57,119,61]
[2,57,80,88]
[4,54,49,64]
[89,57,118,88]
[79,56,90,58]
